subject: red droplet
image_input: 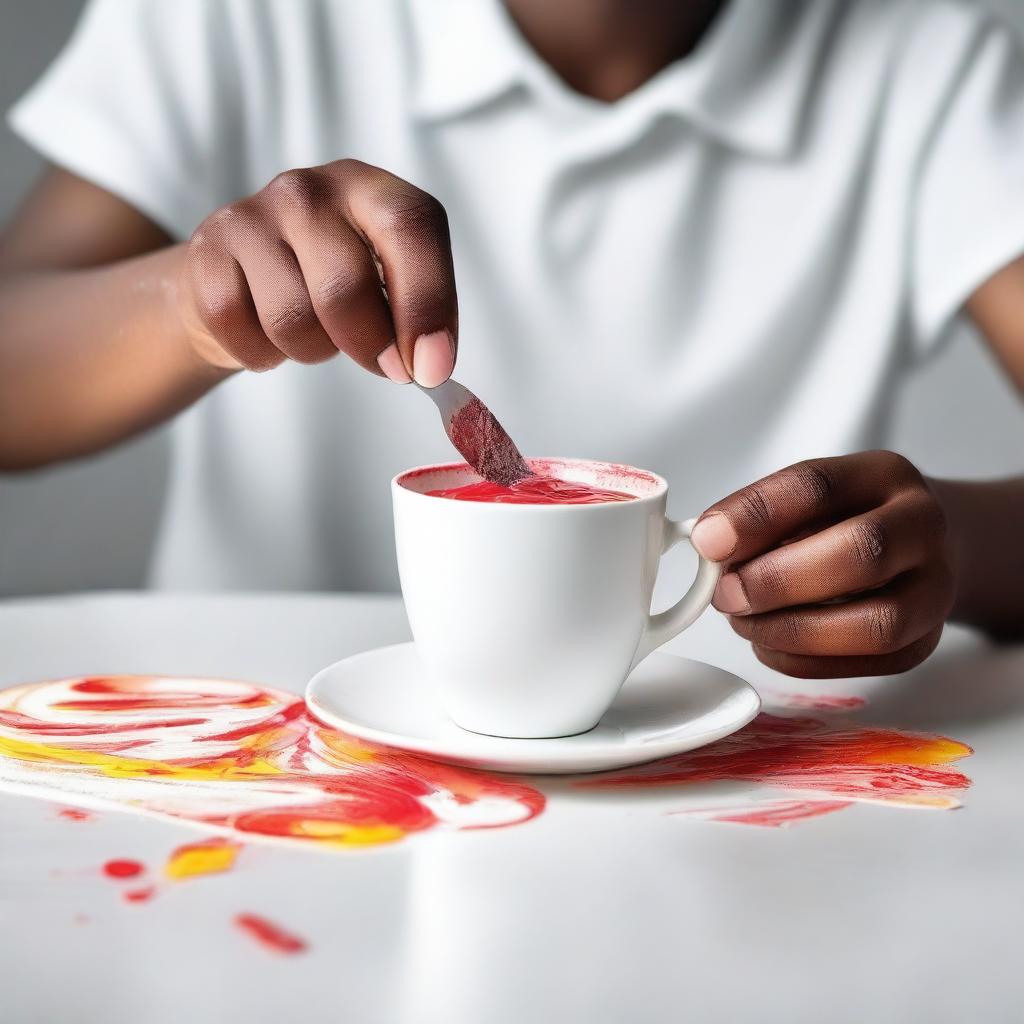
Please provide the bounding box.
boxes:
[234,913,307,954]
[123,886,156,903]
[102,859,144,879]
[58,808,93,821]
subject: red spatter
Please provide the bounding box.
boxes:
[427,475,635,505]
[123,886,156,903]
[102,859,145,880]
[677,799,855,828]
[58,807,92,821]
[234,913,307,955]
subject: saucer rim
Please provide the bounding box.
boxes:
[305,642,761,775]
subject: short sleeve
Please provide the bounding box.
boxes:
[7,0,240,239]
[910,18,1024,353]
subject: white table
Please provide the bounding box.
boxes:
[1,593,1022,1024]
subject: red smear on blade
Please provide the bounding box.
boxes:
[448,396,530,486]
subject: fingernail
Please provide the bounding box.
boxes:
[691,512,738,562]
[713,573,749,615]
[412,330,455,388]
[376,342,411,384]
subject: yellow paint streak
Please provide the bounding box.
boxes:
[286,820,405,845]
[165,842,239,880]
[862,737,972,766]
[0,734,284,783]
[316,731,378,764]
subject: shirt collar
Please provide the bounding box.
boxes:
[407,0,839,160]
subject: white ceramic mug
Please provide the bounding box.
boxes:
[393,457,721,739]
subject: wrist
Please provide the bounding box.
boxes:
[926,475,1024,637]
[160,243,240,378]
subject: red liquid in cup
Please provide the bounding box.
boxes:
[425,476,636,505]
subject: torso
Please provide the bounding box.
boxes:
[130,0,1001,591]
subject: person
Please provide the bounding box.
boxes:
[1,0,1023,679]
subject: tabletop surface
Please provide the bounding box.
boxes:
[1,592,1021,1024]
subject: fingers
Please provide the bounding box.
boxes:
[186,215,282,372]
[183,161,457,382]
[713,491,946,615]
[336,160,458,387]
[230,227,337,367]
[270,185,396,374]
[727,567,954,658]
[692,452,919,564]
[751,625,943,679]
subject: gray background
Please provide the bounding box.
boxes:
[2,0,1023,597]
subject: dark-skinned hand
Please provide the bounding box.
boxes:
[177,159,457,387]
[691,451,956,678]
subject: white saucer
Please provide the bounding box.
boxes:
[306,642,760,775]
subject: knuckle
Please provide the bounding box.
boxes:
[877,450,919,486]
[187,224,216,256]
[202,202,256,241]
[750,556,788,602]
[737,486,774,530]
[315,264,373,311]
[849,515,889,571]
[265,168,320,212]
[326,157,365,179]
[868,598,907,652]
[263,299,318,342]
[192,279,244,336]
[789,459,838,509]
[378,191,448,237]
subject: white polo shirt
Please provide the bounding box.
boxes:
[10,0,1024,592]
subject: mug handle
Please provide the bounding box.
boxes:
[630,517,721,670]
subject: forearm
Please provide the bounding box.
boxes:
[929,476,1024,639]
[0,244,230,471]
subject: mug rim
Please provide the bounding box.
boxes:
[392,456,668,510]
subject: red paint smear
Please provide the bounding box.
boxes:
[676,799,855,827]
[0,709,208,734]
[580,712,972,824]
[60,678,271,712]
[103,859,145,880]
[427,475,635,505]
[203,699,305,742]
[56,699,241,713]
[234,913,307,955]
[58,807,92,821]
[123,886,155,903]
[0,675,546,848]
